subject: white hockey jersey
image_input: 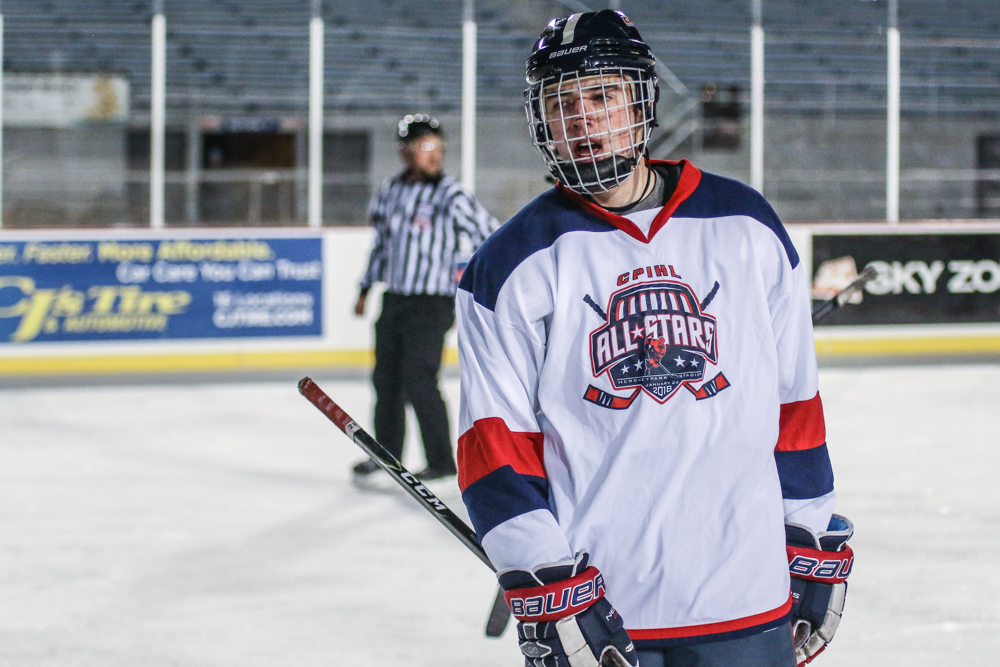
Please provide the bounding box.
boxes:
[456,160,835,647]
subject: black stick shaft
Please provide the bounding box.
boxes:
[298,377,495,572]
[485,585,511,637]
[812,265,878,324]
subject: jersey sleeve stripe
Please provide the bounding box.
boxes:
[774,444,835,500]
[775,392,827,452]
[461,466,551,538]
[457,417,546,491]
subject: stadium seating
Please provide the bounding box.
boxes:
[2,0,998,116]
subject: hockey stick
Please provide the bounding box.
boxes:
[483,267,882,638]
[298,377,495,573]
[811,265,877,324]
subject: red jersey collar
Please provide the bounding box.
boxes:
[556,159,703,244]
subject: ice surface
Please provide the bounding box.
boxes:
[1,365,999,666]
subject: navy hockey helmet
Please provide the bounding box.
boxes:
[525,10,659,195]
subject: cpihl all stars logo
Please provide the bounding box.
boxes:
[583,266,729,409]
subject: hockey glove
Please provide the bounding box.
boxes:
[786,514,854,666]
[498,552,637,667]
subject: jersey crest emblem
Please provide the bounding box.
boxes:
[584,276,729,409]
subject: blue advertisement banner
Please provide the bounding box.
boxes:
[0,237,323,343]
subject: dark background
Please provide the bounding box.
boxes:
[812,233,1000,326]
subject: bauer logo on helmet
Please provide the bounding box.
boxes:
[548,44,588,60]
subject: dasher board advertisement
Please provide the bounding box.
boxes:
[811,232,1000,326]
[0,237,323,343]
[3,74,130,127]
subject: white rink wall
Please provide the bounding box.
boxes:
[2,223,1000,378]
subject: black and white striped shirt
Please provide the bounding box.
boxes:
[360,173,499,296]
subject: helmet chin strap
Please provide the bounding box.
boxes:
[557,154,639,195]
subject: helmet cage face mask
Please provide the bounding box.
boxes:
[526,67,657,195]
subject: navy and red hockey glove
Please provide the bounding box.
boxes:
[498,552,637,667]
[786,514,854,666]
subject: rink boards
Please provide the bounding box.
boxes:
[1,223,1000,376]
[788,222,1000,358]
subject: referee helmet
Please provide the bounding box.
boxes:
[397,114,442,143]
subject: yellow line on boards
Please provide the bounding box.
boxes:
[0,349,376,376]
[2,338,996,376]
[815,336,1000,357]
[0,348,462,376]
[0,348,458,376]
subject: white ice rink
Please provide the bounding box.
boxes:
[3,364,1000,666]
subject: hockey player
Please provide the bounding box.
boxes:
[456,10,852,667]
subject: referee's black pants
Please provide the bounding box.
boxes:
[372,292,456,474]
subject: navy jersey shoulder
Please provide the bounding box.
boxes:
[674,170,799,268]
[459,188,614,312]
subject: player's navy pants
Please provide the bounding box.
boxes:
[372,292,456,473]
[635,623,796,667]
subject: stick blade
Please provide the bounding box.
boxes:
[484,585,511,637]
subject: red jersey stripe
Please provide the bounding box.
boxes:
[627,596,792,640]
[775,392,827,452]
[555,160,704,244]
[458,417,545,492]
[646,159,703,241]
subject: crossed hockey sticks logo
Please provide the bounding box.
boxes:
[583,278,729,409]
[579,267,878,410]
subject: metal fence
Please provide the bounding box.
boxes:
[1,0,999,228]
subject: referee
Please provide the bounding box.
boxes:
[353,114,499,482]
